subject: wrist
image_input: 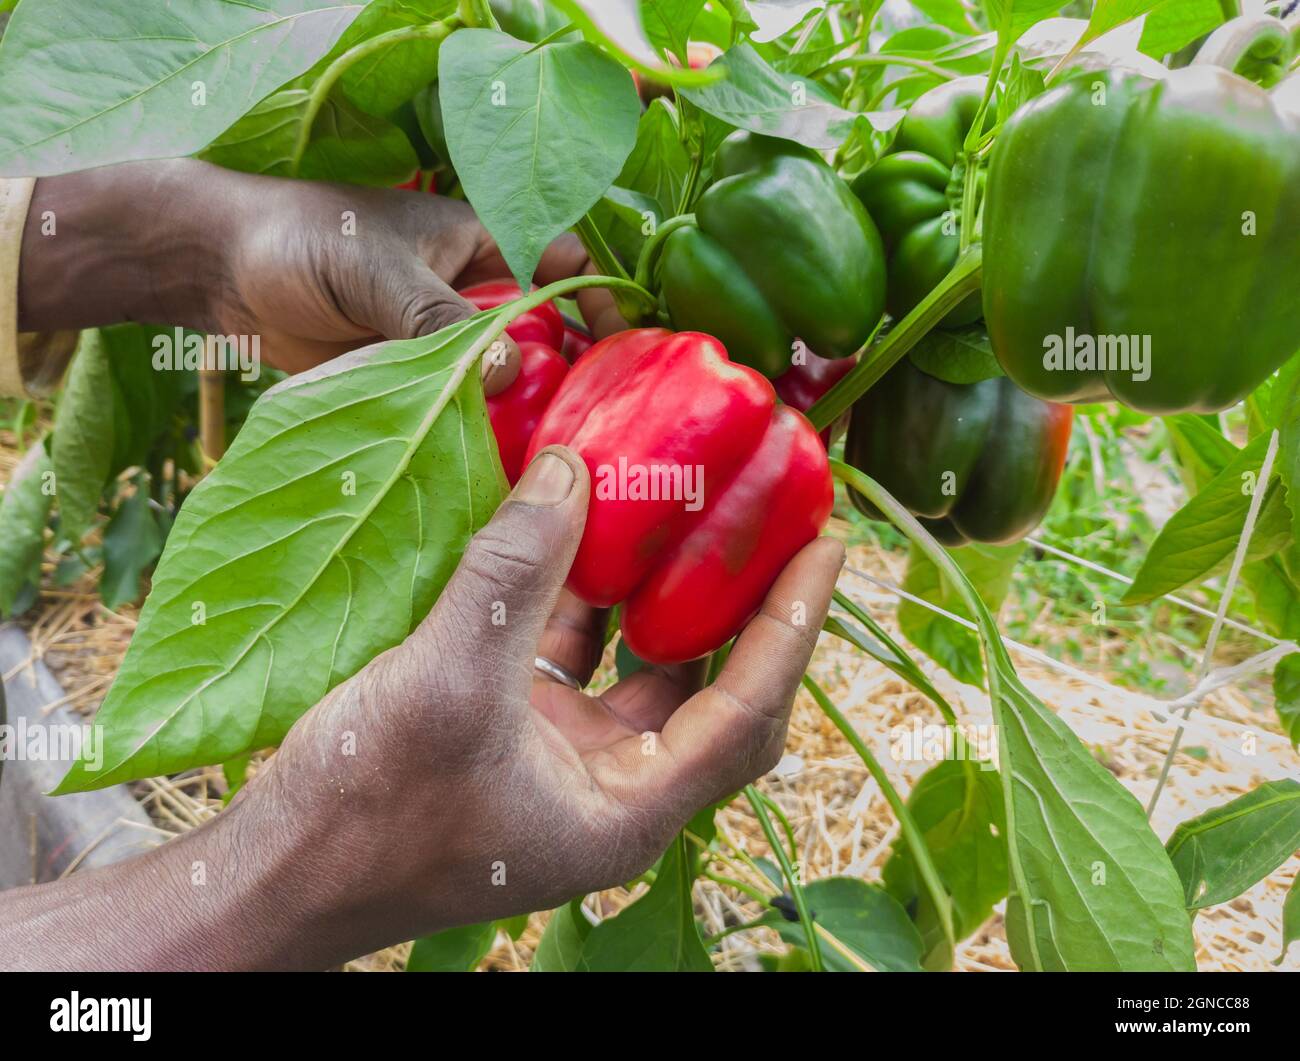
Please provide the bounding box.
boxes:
[17,158,235,333]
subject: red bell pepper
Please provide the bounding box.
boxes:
[487,342,569,484]
[394,172,438,194]
[463,281,569,485]
[460,280,566,349]
[773,350,856,446]
[561,322,594,362]
[525,329,834,664]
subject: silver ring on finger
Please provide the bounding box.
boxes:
[534,655,583,690]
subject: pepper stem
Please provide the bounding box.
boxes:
[1193,12,1300,86]
[805,246,983,431]
[632,213,699,295]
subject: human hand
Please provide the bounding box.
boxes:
[228,447,843,964]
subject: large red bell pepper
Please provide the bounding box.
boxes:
[463,281,569,484]
[525,329,834,664]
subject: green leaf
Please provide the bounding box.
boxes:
[758,877,924,972]
[898,541,1022,688]
[577,833,713,971]
[100,480,164,611]
[0,443,53,617]
[682,43,865,148]
[1166,780,1300,910]
[906,324,1003,386]
[554,0,716,83]
[103,324,193,475]
[640,0,707,60]
[1273,653,1300,749]
[531,899,592,971]
[334,0,454,116]
[590,98,692,263]
[882,759,1007,954]
[1164,413,1238,493]
[1123,432,1292,605]
[1138,0,1226,59]
[54,315,509,793]
[439,29,641,287]
[52,331,114,545]
[835,460,1196,971]
[1276,874,1300,966]
[999,673,1196,970]
[406,921,497,971]
[299,95,419,184]
[0,0,364,176]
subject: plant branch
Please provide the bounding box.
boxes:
[806,246,983,430]
[743,785,824,971]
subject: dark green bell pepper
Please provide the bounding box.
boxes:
[851,76,989,327]
[845,340,1074,547]
[659,131,886,378]
[982,63,1300,414]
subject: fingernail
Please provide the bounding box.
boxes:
[515,451,575,506]
[481,336,520,393]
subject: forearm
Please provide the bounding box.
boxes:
[16,159,241,336]
[0,787,373,972]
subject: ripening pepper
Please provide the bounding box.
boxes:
[561,322,594,362]
[464,281,569,485]
[845,348,1073,547]
[851,76,989,327]
[982,64,1300,414]
[525,329,834,663]
[659,131,887,378]
[773,350,856,447]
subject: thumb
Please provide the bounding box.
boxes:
[413,446,590,694]
[380,262,521,396]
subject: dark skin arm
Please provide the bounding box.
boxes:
[15,158,624,388]
[0,451,843,970]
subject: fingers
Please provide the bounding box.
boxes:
[480,333,522,397]
[412,447,591,696]
[651,536,845,809]
[535,589,608,687]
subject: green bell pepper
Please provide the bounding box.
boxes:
[983,60,1300,414]
[851,76,990,327]
[845,340,1074,547]
[659,131,886,378]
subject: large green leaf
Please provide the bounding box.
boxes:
[0,0,363,176]
[999,674,1196,970]
[55,314,509,793]
[577,833,713,971]
[837,460,1197,971]
[0,443,53,617]
[333,0,454,116]
[1166,780,1300,910]
[52,331,113,546]
[439,29,641,288]
[758,877,925,972]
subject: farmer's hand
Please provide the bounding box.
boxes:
[17,159,620,393]
[0,448,840,971]
[231,446,843,965]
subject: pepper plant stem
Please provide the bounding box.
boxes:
[806,246,982,431]
[743,784,824,971]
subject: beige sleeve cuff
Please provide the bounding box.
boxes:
[0,178,79,399]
